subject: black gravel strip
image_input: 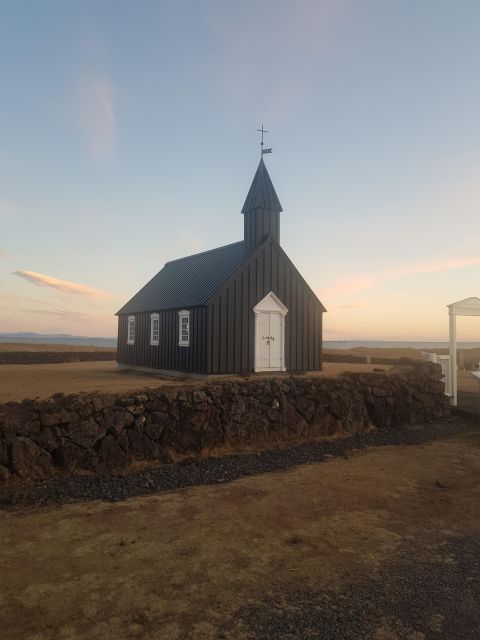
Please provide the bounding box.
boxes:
[0,416,474,511]
[218,534,480,639]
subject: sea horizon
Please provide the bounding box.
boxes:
[0,333,479,351]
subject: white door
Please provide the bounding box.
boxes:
[256,312,271,370]
[254,292,288,372]
[268,313,282,369]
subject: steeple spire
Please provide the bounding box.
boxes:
[241,157,283,215]
[242,157,283,249]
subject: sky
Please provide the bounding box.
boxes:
[1,0,480,341]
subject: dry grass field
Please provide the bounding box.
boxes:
[0,344,478,403]
[323,346,425,360]
[0,361,394,403]
[1,431,480,639]
[0,342,116,353]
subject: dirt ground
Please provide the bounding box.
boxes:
[1,430,480,639]
[0,361,395,403]
[0,360,476,404]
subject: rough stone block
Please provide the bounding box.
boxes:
[40,408,79,427]
[63,418,105,448]
[31,428,58,452]
[0,439,10,466]
[0,465,10,481]
[54,438,99,472]
[11,437,52,479]
[98,434,129,470]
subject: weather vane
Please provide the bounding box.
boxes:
[257,124,272,156]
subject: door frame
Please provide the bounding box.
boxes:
[253,291,288,372]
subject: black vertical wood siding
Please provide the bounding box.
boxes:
[244,209,280,250]
[117,307,208,374]
[207,238,323,374]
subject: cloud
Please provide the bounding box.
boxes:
[20,307,96,321]
[336,300,370,309]
[393,256,480,278]
[18,307,117,325]
[75,74,116,159]
[321,255,480,299]
[12,270,111,298]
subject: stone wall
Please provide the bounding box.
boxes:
[0,361,449,482]
[0,351,116,365]
[322,353,408,366]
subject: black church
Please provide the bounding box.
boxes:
[116,156,326,376]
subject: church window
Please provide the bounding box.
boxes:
[178,310,190,346]
[150,313,160,345]
[127,316,135,345]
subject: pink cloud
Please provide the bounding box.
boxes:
[321,256,480,299]
[13,270,111,298]
[393,256,480,278]
[336,300,370,310]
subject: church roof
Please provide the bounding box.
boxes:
[241,157,283,214]
[116,241,249,314]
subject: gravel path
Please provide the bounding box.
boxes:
[1,415,473,510]
[219,534,480,639]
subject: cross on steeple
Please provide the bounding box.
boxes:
[257,124,268,148]
[257,124,272,155]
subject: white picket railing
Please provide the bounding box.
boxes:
[427,353,452,397]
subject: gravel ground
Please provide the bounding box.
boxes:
[219,534,480,639]
[1,415,473,510]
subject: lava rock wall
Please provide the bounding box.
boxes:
[0,362,449,481]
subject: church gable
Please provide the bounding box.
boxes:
[207,235,324,375]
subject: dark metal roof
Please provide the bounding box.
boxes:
[116,241,249,315]
[241,157,283,214]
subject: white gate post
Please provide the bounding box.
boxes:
[447,298,480,408]
[449,312,457,406]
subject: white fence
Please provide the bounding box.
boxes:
[426,353,452,397]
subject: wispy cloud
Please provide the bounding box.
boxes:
[19,307,114,323]
[321,256,480,299]
[75,74,116,159]
[336,300,370,309]
[12,270,111,298]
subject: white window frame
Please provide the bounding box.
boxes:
[127,315,135,345]
[150,313,160,346]
[178,309,190,347]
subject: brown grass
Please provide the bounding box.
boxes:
[0,357,477,404]
[0,342,116,353]
[323,346,425,360]
[0,361,393,403]
[1,433,479,639]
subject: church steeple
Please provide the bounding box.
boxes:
[242,157,283,250]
